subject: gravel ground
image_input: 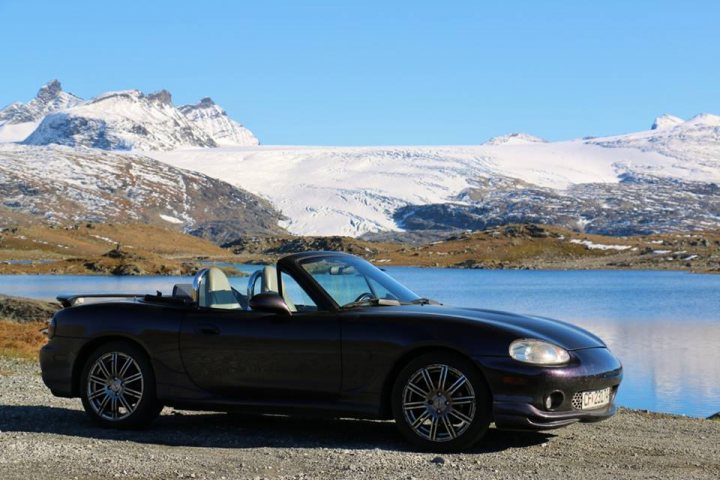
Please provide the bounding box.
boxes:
[1,357,719,480]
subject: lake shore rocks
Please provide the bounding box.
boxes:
[0,295,60,323]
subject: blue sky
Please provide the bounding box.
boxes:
[1,0,718,145]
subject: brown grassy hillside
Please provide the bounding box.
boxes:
[229,225,720,272]
[0,223,227,274]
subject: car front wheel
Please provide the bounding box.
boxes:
[391,352,491,451]
[80,341,161,429]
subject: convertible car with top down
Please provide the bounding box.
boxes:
[40,251,622,451]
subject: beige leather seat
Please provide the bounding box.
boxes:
[260,266,296,312]
[195,267,241,310]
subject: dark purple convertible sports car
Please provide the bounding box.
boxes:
[40,251,622,451]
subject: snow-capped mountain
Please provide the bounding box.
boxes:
[0,144,284,241]
[651,114,684,130]
[483,132,547,145]
[0,80,82,143]
[2,81,718,239]
[24,89,218,151]
[180,98,259,146]
[0,81,259,151]
[150,113,720,237]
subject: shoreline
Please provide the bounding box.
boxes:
[3,223,720,275]
[1,259,719,276]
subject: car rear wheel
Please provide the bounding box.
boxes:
[80,341,161,429]
[391,352,491,452]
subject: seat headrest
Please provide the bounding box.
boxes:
[207,267,233,292]
[194,267,240,310]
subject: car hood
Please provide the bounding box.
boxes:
[390,304,606,350]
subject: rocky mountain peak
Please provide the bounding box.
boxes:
[147,89,173,105]
[179,98,258,146]
[0,80,83,142]
[36,80,63,102]
[199,97,215,107]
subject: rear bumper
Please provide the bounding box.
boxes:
[39,337,85,398]
[474,347,623,431]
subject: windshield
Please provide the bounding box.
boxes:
[299,256,420,307]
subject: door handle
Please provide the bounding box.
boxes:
[197,324,220,335]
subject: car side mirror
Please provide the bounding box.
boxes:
[249,292,292,315]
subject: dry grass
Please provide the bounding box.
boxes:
[0,222,233,275]
[0,223,227,259]
[0,320,47,360]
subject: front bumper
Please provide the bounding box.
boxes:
[475,347,623,430]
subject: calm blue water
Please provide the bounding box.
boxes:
[1,268,718,418]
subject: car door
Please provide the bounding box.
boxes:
[179,271,341,400]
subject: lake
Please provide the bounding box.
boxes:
[1,267,718,418]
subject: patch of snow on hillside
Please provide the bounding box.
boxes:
[159,214,184,224]
[0,122,38,143]
[569,239,632,251]
[91,234,116,243]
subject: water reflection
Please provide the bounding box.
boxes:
[388,268,720,418]
[574,319,720,418]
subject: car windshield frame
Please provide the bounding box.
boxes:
[296,255,420,308]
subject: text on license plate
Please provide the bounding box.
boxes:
[581,387,611,409]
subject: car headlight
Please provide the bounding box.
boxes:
[509,339,570,365]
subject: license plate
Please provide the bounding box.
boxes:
[581,387,611,410]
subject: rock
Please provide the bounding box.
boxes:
[111,263,145,276]
[430,456,445,465]
[525,224,550,238]
[103,247,142,261]
[147,89,173,105]
[0,295,60,323]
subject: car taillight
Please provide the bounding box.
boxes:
[47,316,56,339]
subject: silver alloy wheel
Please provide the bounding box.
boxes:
[87,352,144,421]
[401,364,476,442]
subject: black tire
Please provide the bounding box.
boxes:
[80,340,162,429]
[391,351,491,452]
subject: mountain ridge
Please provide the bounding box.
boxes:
[0,81,258,150]
[2,81,718,239]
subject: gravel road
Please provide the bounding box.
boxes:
[1,356,719,480]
